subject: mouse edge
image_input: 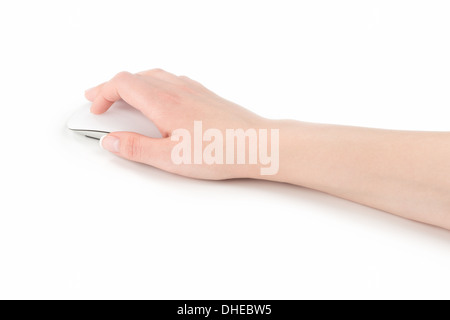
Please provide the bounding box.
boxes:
[69,128,109,140]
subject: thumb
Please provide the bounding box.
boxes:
[100,132,174,170]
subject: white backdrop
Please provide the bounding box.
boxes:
[0,0,449,299]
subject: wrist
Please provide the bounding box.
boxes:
[249,119,317,184]
[238,118,305,181]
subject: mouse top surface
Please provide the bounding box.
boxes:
[67,100,162,139]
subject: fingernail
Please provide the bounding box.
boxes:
[100,135,120,153]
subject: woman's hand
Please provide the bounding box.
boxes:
[85,69,268,180]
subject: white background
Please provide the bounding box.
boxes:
[0,0,449,299]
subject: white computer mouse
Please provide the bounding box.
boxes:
[67,100,162,139]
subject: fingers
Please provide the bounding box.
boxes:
[100,132,175,171]
[84,82,105,101]
[86,69,176,100]
[90,71,161,115]
[86,69,199,118]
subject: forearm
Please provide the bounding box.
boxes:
[259,120,450,229]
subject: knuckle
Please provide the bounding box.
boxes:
[176,76,195,92]
[178,75,205,91]
[123,135,143,160]
[149,68,166,75]
[114,71,133,81]
[178,75,190,81]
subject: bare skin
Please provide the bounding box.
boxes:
[85,69,450,230]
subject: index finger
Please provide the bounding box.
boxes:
[90,71,161,115]
[84,82,106,101]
